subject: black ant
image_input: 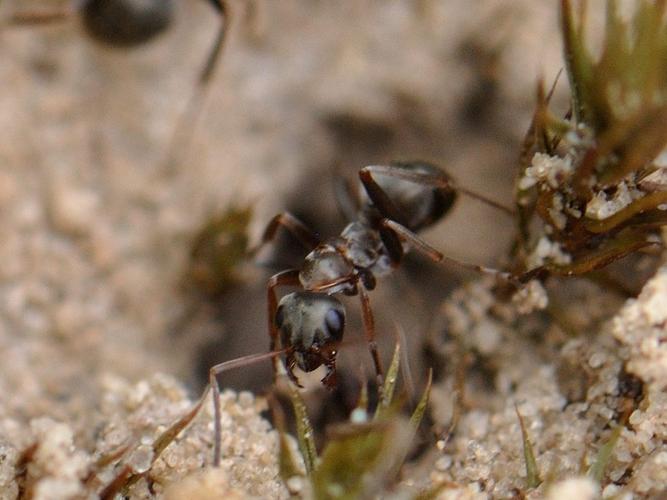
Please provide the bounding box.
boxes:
[92,162,518,489]
[8,0,231,166]
[253,161,517,389]
[9,1,228,80]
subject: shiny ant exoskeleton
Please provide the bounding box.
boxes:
[255,161,517,389]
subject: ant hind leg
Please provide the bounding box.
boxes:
[381,218,521,286]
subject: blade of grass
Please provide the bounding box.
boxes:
[375,341,401,420]
[516,405,542,489]
[289,383,317,474]
[587,424,623,483]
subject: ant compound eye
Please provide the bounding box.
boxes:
[324,308,345,341]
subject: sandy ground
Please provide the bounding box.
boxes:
[1,1,665,498]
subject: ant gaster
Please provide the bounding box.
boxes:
[256,161,516,389]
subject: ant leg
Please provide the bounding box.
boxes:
[360,164,514,216]
[101,347,288,496]
[381,218,520,286]
[358,281,384,383]
[163,0,230,170]
[249,212,320,257]
[267,269,301,379]
[198,0,230,84]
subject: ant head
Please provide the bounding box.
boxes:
[81,0,174,47]
[364,161,458,232]
[276,292,345,384]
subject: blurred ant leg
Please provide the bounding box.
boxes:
[198,0,230,84]
[361,165,514,216]
[357,281,384,383]
[382,219,520,286]
[208,349,285,466]
[249,212,320,257]
[164,0,230,170]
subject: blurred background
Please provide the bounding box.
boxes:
[0,0,570,426]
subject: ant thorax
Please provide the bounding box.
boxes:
[299,221,393,295]
[340,221,393,277]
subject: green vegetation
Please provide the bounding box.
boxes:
[516,0,667,278]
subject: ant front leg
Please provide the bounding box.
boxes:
[381,219,521,286]
[357,279,384,384]
[249,212,320,258]
[267,269,301,378]
[208,350,284,467]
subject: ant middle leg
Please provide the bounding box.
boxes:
[266,269,301,383]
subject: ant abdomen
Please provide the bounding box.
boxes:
[365,161,458,232]
[81,0,174,47]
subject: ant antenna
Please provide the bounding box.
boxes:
[454,185,514,216]
[208,347,286,466]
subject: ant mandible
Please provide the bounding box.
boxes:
[254,161,517,389]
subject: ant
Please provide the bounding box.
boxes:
[91,162,518,491]
[8,0,231,166]
[9,1,228,81]
[253,161,517,389]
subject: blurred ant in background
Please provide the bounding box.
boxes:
[8,0,237,166]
